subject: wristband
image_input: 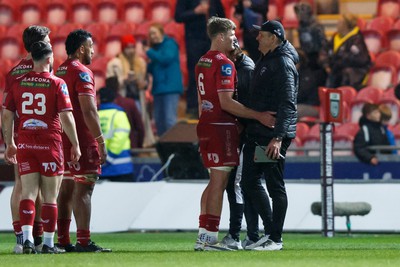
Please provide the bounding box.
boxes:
[95,134,103,140]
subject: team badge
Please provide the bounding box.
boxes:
[221,64,232,76]
[61,83,69,95]
[79,72,91,83]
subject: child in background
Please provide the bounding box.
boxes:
[379,104,397,154]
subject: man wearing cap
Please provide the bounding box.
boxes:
[2,40,81,254]
[240,20,298,251]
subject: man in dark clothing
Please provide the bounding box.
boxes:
[174,0,225,118]
[353,103,391,165]
[241,20,298,251]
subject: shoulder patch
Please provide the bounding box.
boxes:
[221,64,233,77]
[61,83,69,95]
[79,72,92,83]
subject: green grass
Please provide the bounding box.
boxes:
[1,232,400,267]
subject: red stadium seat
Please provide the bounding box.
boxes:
[363,16,394,54]
[0,0,18,26]
[123,0,148,24]
[0,24,24,61]
[149,0,172,24]
[85,23,110,56]
[96,0,120,25]
[164,21,185,51]
[268,0,283,20]
[91,56,109,91]
[282,0,300,29]
[104,22,137,58]
[296,122,310,141]
[387,19,400,51]
[375,50,400,70]
[45,0,70,26]
[350,86,384,122]
[286,136,304,156]
[378,0,400,20]
[337,86,357,106]
[71,0,94,26]
[367,64,398,90]
[52,23,83,60]
[301,123,320,156]
[19,0,43,25]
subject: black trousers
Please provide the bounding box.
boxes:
[240,139,291,243]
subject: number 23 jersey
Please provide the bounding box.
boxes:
[195,50,237,125]
[4,71,73,142]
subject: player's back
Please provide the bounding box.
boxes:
[56,58,96,146]
[195,50,236,125]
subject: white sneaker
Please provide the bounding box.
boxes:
[13,244,23,254]
[241,236,255,250]
[204,242,233,251]
[194,233,206,251]
[244,235,269,250]
[220,234,243,250]
[253,239,283,251]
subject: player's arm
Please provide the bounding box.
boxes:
[60,111,81,163]
[78,95,107,164]
[2,108,17,164]
[218,91,276,128]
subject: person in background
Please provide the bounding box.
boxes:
[220,40,262,250]
[353,103,391,165]
[98,87,134,182]
[105,77,144,149]
[379,104,397,155]
[320,13,371,90]
[145,23,183,137]
[234,0,269,61]
[1,25,50,254]
[2,41,81,254]
[175,0,226,118]
[106,34,147,112]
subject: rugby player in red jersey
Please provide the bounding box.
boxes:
[1,25,51,254]
[55,29,110,253]
[194,16,275,251]
[3,41,81,254]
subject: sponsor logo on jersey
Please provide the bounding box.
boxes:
[56,66,68,76]
[201,100,214,111]
[198,57,212,68]
[79,72,91,83]
[22,119,48,130]
[18,143,51,150]
[221,79,231,85]
[11,64,32,76]
[22,209,34,215]
[61,83,69,95]
[221,64,232,76]
[21,76,51,88]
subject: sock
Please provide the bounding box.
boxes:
[205,214,220,244]
[198,214,207,237]
[43,232,55,248]
[57,219,72,246]
[13,221,23,245]
[205,230,218,245]
[41,203,57,247]
[19,199,35,243]
[77,229,90,246]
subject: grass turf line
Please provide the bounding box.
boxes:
[0,232,399,267]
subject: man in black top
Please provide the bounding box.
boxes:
[241,20,298,251]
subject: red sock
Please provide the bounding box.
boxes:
[206,214,220,232]
[77,229,90,246]
[13,221,22,235]
[19,199,35,227]
[33,220,43,238]
[57,219,72,245]
[41,203,57,233]
[199,214,207,229]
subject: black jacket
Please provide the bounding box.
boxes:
[235,53,255,107]
[353,116,391,164]
[246,41,299,141]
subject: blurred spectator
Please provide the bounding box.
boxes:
[320,13,371,90]
[98,87,135,182]
[106,34,148,111]
[234,0,268,61]
[145,23,184,137]
[395,83,400,100]
[294,1,327,69]
[175,0,226,118]
[296,49,326,120]
[105,77,144,149]
[379,104,397,154]
[353,103,391,165]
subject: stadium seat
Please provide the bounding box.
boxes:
[387,19,400,51]
[296,122,310,141]
[45,0,70,26]
[164,21,185,52]
[20,0,42,25]
[337,86,357,107]
[85,22,110,56]
[286,136,304,156]
[52,23,83,60]
[0,0,18,26]
[104,22,137,58]
[350,86,384,122]
[282,0,300,29]
[367,64,398,90]
[268,0,283,20]
[134,21,152,59]
[0,24,24,61]
[71,0,94,25]
[363,16,394,54]
[96,0,120,25]
[123,0,147,24]
[149,0,172,24]
[91,56,109,91]
[378,0,400,20]
[375,50,400,70]
[301,123,320,156]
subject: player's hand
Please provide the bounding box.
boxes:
[98,142,107,165]
[5,144,17,165]
[70,145,81,164]
[258,111,276,128]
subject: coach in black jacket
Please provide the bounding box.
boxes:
[241,20,298,251]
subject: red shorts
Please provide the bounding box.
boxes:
[17,136,64,177]
[64,145,101,178]
[197,123,240,168]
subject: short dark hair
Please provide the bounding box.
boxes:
[23,26,50,53]
[31,41,53,62]
[105,77,120,92]
[362,103,379,117]
[99,87,116,103]
[65,29,92,56]
[207,16,236,39]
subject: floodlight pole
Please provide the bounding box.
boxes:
[320,122,335,237]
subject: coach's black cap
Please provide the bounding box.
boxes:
[253,20,285,41]
[31,41,52,61]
